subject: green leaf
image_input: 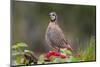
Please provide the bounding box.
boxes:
[12,45,18,49]
[12,42,28,49]
[65,50,72,55]
[53,57,62,63]
[17,42,28,48]
[16,55,22,64]
[24,50,33,54]
[53,57,58,63]
[12,52,24,56]
[49,56,55,63]
[69,56,79,62]
[60,48,72,55]
[61,58,68,62]
[60,48,65,53]
[37,55,45,64]
[65,58,71,62]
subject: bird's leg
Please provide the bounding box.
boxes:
[53,47,60,52]
[58,48,60,52]
[52,48,58,52]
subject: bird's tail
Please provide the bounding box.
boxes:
[64,40,74,52]
[66,44,74,52]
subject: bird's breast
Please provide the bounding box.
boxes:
[48,22,56,29]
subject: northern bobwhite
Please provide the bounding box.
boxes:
[45,12,73,52]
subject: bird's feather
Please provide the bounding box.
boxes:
[46,22,68,48]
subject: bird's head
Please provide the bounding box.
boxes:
[49,12,57,22]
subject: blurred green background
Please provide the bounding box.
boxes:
[12,1,96,56]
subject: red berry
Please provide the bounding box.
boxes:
[54,52,60,56]
[60,54,66,58]
[75,53,80,57]
[46,53,51,58]
[49,51,56,55]
[46,51,56,58]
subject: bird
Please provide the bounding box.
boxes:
[45,12,73,52]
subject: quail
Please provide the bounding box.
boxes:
[45,12,73,52]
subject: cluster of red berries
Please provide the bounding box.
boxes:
[45,51,66,59]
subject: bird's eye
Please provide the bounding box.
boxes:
[52,14,55,16]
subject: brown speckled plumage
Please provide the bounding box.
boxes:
[45,12,73,51]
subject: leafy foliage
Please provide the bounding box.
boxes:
[12,42,27,49]
[37,55,45,64]
[12,37,96,66]
[37,49,80,64]
[12,43,26,65]
[77,37,96,61]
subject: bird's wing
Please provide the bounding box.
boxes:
[47,25,68,48]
